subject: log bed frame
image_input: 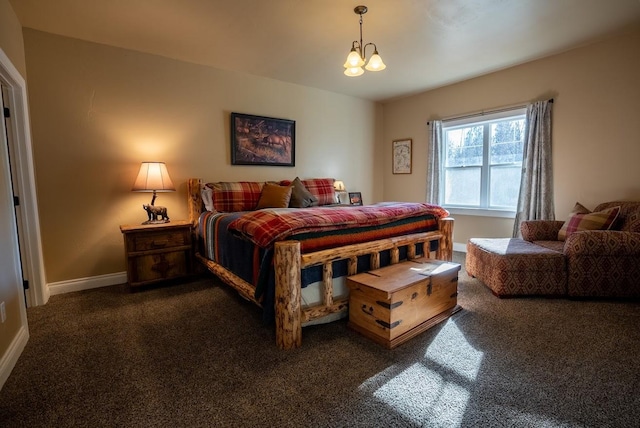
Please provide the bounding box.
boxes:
[187,178,454,350]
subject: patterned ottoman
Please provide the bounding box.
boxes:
[465,238,566,297]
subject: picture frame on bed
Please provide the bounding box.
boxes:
[231,112,295,166]
[349,192,363,206]
[392,138,412,174]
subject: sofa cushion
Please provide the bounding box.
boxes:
[622,212,640,233]
[558,203,620,241]
[594,201,640,232]
[466,238,566,297]
[532,240,565,252]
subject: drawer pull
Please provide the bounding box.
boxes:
[376,319,401,330]
[376,300,403,310]
[152,261,173,276]
[361,304,374,315]
[151,240,168,248]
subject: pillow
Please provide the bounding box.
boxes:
[201,184,214,212]
[558,202,620,241]
[288,177,318,208]
[622,211,640,233]
[208,182,264,212]
[301,178,336,206]
[255,183,293,209]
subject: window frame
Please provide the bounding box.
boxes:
[440,107,526,218]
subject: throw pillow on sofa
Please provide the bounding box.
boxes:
[558,202,620,241]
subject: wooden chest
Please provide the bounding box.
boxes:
[346,258,461,349]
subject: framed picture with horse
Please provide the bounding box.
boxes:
[230,112,295,166]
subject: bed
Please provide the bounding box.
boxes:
[187,177,454,349]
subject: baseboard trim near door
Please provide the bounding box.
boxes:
[48,272,127,296]
[0,324,28,390]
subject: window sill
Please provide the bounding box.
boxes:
[445,207,516,219]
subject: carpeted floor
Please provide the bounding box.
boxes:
[1,253,640,427]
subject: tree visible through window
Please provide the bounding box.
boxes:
[442,109,526,210]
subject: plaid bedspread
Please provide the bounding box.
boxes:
[228,202,450,248]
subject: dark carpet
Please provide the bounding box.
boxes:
[1,253,640,427]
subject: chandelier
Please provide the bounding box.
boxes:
[343,5,386,77]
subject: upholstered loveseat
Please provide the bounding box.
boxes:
[466,201,640,298]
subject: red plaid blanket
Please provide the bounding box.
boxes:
[228,202,450,248]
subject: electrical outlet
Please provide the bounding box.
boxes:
[0,301,5,323]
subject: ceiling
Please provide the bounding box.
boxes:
[9,0,640,102]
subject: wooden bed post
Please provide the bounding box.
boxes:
[274,241,302,350]
[437,217,454,261]
[187,178,203,226]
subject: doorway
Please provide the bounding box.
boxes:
[1,84,27,304]
[0,48,47,308]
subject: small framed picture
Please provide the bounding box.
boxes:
[392,139,412,174]
[349,192,362,206]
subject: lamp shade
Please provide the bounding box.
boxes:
[344,49,365,68]
[132,162,175,192]
[344,66,364,77]
[365,52,386,71]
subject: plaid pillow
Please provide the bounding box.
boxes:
[558,203,620,241]
[301,178,336,206]
[206,182,264,212]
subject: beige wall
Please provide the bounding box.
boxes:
[22,29,382,283]
[382,24,640,246]
[16,15,640,285]
[0,0,26,377]
[0,0,25,77]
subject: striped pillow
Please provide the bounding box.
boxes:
[301,178,336,206]
[558,203,620,241]
[206,181,264,212]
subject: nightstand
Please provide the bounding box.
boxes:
[120,220,194,288]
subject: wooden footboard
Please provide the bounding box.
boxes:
[187,178,453,350]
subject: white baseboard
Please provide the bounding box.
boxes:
[0,324,29,391]
[48,271,127,296]
[453,242,467,253]
[45,243,468,296]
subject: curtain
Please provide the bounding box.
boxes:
[512,100,554,237]
[426,120,443,204]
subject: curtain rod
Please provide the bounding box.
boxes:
[427,98,554,125]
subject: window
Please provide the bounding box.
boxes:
[441,108,526,215]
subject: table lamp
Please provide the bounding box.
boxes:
[132,162,176,224]
[333,180,348,204]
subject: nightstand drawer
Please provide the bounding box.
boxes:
[131,251,188,284]
[132,229,188,251]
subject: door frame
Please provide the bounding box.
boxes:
[0,48,47,307]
